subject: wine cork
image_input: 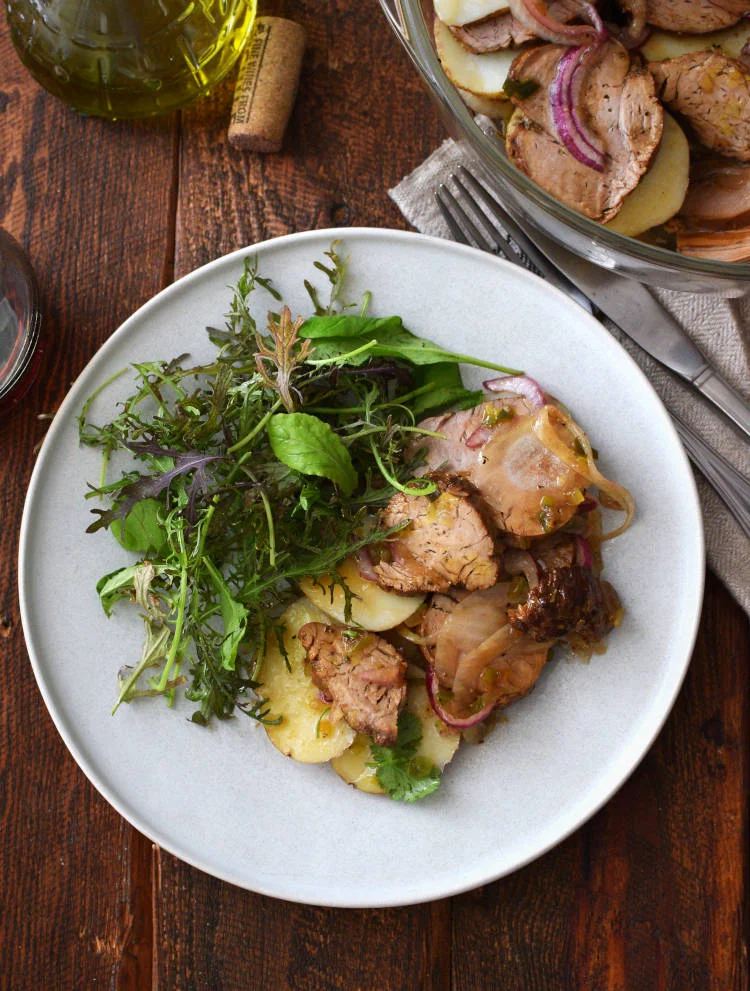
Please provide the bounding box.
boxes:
[228,17,307,153]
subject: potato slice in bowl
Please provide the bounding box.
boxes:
[299,555,424,632]
[331,681,461,793]
[257,598,356,763]
[640,22,750,63]
[435,17,515,99]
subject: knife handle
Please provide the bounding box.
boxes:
[693,370,750,443]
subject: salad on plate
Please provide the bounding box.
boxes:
[80,245,635,802]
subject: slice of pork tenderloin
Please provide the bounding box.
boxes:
[678,154,750,225]
[507,564,620,643]
[506,40,663,222]
[409,396,589,538]
[649,52,750,162]
[645,0,746,33]
[298,622,407,746]
[372,474,498,594]
[450,0,586,53]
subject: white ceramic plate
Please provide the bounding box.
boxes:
[19,228,704,907]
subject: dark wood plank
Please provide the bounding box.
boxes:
[451,571,748,991]
[0,23,176,988]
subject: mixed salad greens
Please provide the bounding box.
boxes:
[79,245,521,800]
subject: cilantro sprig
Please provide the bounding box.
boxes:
[369,711,441,803]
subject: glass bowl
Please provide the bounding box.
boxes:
[379,0,750,295]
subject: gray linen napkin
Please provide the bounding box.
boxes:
[390,139,750,614]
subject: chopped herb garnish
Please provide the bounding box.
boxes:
[369,711,441,802]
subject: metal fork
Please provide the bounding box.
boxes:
[435,167,750,538]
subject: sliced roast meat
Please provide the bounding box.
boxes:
[679,155,750,225]
[298,622,407,746]
[409,396,588,537]
[676,227,750,261]
[372,474,498,594]
[506,40,663,222]
[507,564,620,643]
[409,395,533,475]
[450,0,585,53]
[649,52,750,162]
[645,0,746,33]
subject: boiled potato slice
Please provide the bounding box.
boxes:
[331,682,460,794]
[435,0,510,27]
[409,682,461,770]
[258,598,356,763]
[299,556,424,632]
[435,17,515,98]
[331,735,385,794]
[458,87,515,122]
[640,22,750,62]
[605,114,689,237]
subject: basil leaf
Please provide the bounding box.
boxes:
[267,412,358,496]
[110,498,167,555]
[300,315,404,339]
[204,558,249,672]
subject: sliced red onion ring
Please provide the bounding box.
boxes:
[575,535,594,568]
[508,0,606,45]
[465,424,492,449]
[550,44,606,172]
[739,38,750,71]
[483,374,547,409]
[578,496,598,513]
[425,666,496,729]
[356,546,379,582]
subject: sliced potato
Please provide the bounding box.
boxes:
[435,0,510,27]
[331,735,385,794]
[331,682,460,794]
[435,17,515,98]
[299,556,424,632]
[258,598,356,763]
[458,87,515,122]
[640,22,750,63]
[409,682,461,771]
[605,113,689,237]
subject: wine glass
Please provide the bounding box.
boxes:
[0,228,42,413]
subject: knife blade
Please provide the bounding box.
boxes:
[458,166,750,441]
[522,227,750,441]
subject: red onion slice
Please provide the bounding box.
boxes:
[425,666,496,729]
[578,496,598,513]
[575,535,594,568]
[465,425,492,449]
[483,374,547,409]
[355,546,379,582]
[508,0,606,45]
[550,45,606,172]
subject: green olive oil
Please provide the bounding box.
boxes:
[6,0,257,119]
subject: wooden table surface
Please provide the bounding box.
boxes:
[1,3,748,988]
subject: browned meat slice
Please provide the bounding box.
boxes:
[372,475,498,594]
[649,53,750,161]
[506,41,663,221]
[420,583,550,710]
[508,565,620,643]
[677,227,750,261]
[409,396,533,475]
[450,0,584,53]
[679,155,750,224]
[409,396,588,538]
[298,623,407,746]
[645,0,746,33]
